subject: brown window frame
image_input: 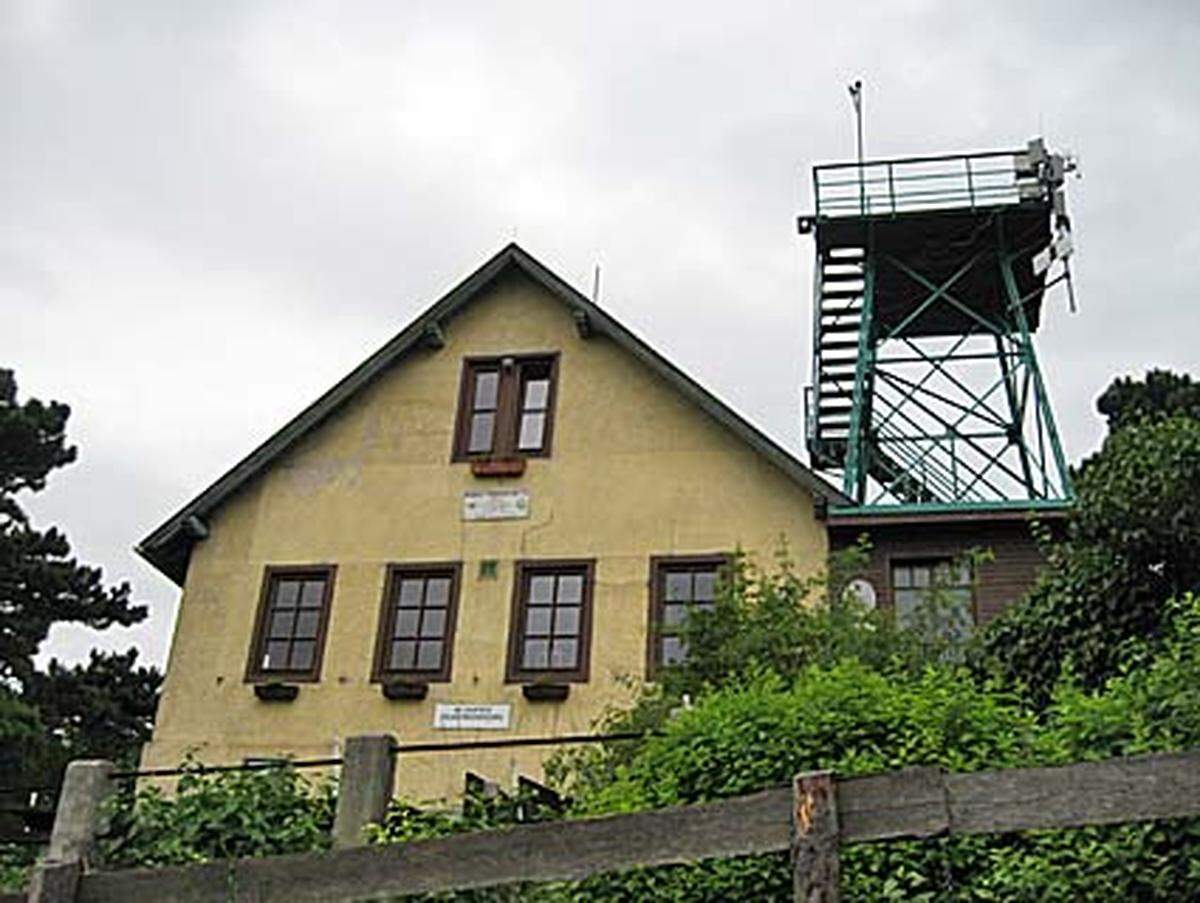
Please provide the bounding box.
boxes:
[506,559,595,684]
[451,353,559,461]
[245,565,337,684]
[371,562,463,684]
[646,554,729,678]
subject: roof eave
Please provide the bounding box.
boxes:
[826,499,1072,529]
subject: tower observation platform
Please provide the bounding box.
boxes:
[800,139,1077,511]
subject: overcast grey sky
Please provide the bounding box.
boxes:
[5,1,1198,670]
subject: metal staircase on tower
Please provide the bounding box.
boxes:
[800,139,1078,511]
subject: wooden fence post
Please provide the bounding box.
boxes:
[333,735,396,849]
[26,759,114,903]
[792,770,840,903]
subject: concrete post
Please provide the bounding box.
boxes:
[332,735,396,849]
[27,759,115,903]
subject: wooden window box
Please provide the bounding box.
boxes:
[470,458,526,478]
[253,682,300,702]
[381,679,430,701]
[522,682,570,702]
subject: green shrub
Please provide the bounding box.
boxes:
[1040,592,1200,761]
[0,843,35,894]
[544,596,1200,900]
[659,541,977,701]
[547,541,982,800]
[575,663,1035,813]
[975,413,1200,704]
[366,779,562,846]
[98,762,334,869]
[550,662,1038,900]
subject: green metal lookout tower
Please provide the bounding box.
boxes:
[799,138,1077,511]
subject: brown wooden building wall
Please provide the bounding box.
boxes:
[826,510,1064,625]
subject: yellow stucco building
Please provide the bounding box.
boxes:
[137,245,844,802]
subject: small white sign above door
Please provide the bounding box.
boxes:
[463,490,530,521]
[433,703,512,731]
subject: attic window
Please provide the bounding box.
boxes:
[453,355,558,461]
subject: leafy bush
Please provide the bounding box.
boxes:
[548,541,981,798]
[550,662,1037,900]
[658,542,915,698]
[676,539,995,695]
[541,596,1200,900]
[366,780,562,845]
[98,762,334,869]
[0,844,35,894]
[975,413,1200,703]
[1042,592,1200,761]
[575,664,1035,813]
[959,592,1200,902]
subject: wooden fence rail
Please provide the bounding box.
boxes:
[13,747,1200,902]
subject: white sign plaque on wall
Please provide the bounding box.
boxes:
[462,490,530,522]
[433,704,512,731]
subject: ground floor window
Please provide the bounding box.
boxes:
[891,558,974,639]
[648,555,726,675]
[373,563,462,683]
[246,565,336,682]
[507,560,594,683]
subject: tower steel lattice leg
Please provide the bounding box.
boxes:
[998,251,1073,500]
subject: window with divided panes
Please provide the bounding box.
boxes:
[891,558,974,638]
[454,355,557,459]
[649,556,724,674]
[373,564,460,682]
[247,566,335,682]
[508,561,593,682]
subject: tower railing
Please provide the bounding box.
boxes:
[813,149,1046,220]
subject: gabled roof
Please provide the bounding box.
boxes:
[137,243,849,584]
